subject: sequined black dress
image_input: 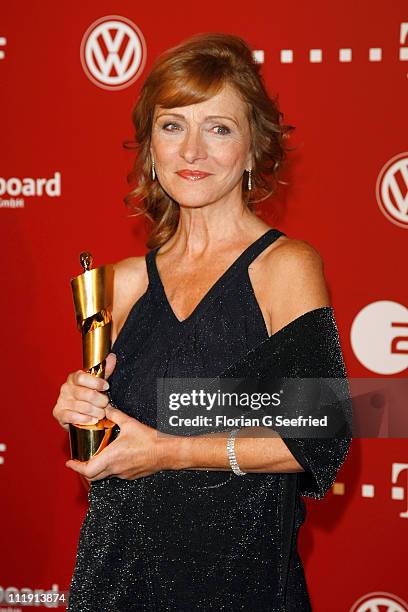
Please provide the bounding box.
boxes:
[67,228,351,612]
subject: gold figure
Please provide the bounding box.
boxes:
[69,252,117,461]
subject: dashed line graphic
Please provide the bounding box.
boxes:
[0,37,6,60]
[0,442,6,465]
[253,23,408,66]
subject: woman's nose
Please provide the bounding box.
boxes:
[179,128,207,163]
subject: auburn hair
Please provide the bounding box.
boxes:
[124,32,295,248]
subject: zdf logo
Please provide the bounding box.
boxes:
[351,301,408,374]
[376,152,408,229]
[80,16,147,90]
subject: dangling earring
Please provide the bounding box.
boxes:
[247,168,252,191]
[151,157,156,181]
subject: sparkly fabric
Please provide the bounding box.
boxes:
[67,229,351,612]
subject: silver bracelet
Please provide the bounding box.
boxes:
[226,428,247,476]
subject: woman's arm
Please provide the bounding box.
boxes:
[66,406,306,481]
[157,426,305,473]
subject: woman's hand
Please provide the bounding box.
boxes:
[52,353,117,431]
[65,405,166,481]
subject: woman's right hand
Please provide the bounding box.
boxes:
[52,353,117,431]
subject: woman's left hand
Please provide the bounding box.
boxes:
[65,405,165,481]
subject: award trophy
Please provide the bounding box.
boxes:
[69,252,118,462]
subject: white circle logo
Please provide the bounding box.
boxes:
[351,301,408,374]
[376,152,408,228]
[80,15,147,90]
[350,591,408,612]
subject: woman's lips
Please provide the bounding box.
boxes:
[176,170,212,181]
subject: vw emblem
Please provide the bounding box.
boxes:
[350,591,408,612]
[80,15,147,90]
[376,152,408,228]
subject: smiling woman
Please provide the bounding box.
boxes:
[124,32,295,249]
[149,84,254,213]
[55,31,351,612]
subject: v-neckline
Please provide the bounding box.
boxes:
[151,229,278,326]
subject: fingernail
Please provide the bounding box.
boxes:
[102,381,109,391]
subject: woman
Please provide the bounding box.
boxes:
[53,33,351,611]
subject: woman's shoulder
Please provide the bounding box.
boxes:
[112,256,148,296]
[110,256,149,342]
[267,235,324,270]
[259,234,326,288]
[112,255,147,279]
[261,235,332,335]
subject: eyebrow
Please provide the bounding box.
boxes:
[156,112,239,126]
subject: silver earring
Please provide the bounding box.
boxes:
[247,169,252,191]
[151,158,156,181]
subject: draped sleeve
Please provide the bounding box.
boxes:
[214,306,353,499]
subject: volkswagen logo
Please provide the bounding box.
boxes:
[80,15,147,90]
[376,152,408,229]
[350,591,408,612]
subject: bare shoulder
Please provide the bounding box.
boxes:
[111,256,149,343]
[112,256,148,286]
[262,237,332,335]
[266,237,325,276]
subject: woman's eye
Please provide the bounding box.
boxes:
[160,123,231,135]
[212,125,231,136]
[162,123,181,132]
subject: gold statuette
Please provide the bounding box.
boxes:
[69,252,117,461]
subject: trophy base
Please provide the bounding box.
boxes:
[69,418,120,462]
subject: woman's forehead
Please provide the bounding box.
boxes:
[154,85,248,121]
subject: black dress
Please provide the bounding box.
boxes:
[67,228,351,612]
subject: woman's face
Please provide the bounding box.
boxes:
[150,83,253,208]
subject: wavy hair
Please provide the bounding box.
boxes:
[123,32,295,248]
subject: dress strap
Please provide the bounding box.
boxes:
[145,248,161,289]
[235,228,286,270]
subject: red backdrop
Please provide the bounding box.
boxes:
[1,1,407,611]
